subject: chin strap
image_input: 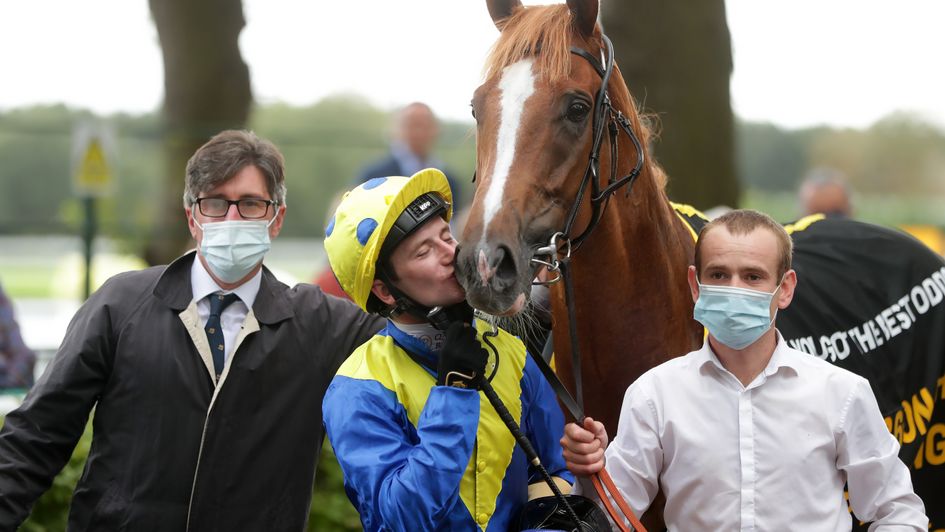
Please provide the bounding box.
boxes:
[377,268,432,320]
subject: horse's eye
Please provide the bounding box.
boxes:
[566,101,591,122]
[470,103,477,120]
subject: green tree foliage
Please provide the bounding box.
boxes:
[310,443,361,531]
[0,106,78,234]
[736,114,945,225]
[0,99,476,252]
[249,95,476,237]
[860,113,945,195]
[0,106,162,252]
[0,100,941,249]
[735,121,809,192]
[736,112,945,197]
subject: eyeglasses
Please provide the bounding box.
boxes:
[194,197,277,219]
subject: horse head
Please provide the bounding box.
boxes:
[456,0,658,316]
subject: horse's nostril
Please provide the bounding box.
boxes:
[494,245,517,285]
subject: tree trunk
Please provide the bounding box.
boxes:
[601,1,738,210]
[146,0,252,265]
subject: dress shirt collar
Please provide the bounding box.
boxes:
[190,252,262,309]
[695,330,799,388]
[762,332,798,377]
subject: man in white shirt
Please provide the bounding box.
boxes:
[561,209,928,530]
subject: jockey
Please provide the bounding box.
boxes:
[322,168,573,531]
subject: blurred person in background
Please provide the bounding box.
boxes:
[0,281,35,389]
[799,167,853,218]
[0,130,382,530]
[354,101,464,210]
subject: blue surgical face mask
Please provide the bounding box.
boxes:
[194,214,275,283]
[693,280,782,350]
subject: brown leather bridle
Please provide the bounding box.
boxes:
[527,32,649,532]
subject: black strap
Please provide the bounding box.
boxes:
[534,330,585,423]
[563,34,645,252]
[561,261,585,416]
[400,335,584,529]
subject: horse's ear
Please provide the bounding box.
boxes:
[567,0,599,38]
[487,0,523,30]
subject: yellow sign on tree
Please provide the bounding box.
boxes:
[74,137,113,196]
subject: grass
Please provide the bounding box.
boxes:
[0,264,59,299]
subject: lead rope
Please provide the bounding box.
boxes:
[523,32,648,531]
[530,254,646,531]
[561,260,584,415]
[479,326,585,532]
[559,263,646,532]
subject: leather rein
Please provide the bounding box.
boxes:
[529,33,648,532]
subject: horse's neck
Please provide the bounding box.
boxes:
[574,170,693,296]
[549,175,699,433]
[558,159,699,355]
[551,174,700,432]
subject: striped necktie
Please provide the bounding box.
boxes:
[205,293,240,379]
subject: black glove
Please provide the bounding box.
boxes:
[436,321,488,389]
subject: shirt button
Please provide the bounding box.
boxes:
[477,460,487,473]
[477,513,488,525]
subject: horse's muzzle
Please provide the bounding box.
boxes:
[455,242,528,315]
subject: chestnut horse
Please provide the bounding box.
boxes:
[456,0,702,438]
[455,0,945,527]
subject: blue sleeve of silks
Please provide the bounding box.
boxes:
[324,377,480,531]
[522,355,574,486]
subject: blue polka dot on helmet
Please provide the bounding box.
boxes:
[362,176,387,190]
[323,168,453,312]
[325,216,336,238]
[356,218,378,245]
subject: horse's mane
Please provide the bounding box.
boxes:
[484,4,668,191]
[484,5,574,82]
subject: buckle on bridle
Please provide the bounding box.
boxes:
[530,232,572,286]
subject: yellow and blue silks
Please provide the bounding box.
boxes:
[323,320,572,531]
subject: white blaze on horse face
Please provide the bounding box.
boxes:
[481,59,536,243]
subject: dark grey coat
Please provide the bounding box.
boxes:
[0,252,383,531]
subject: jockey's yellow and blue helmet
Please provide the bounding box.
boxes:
[324,168,453,312]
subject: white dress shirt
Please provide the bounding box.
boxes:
[190,256,261,365]
[593,332,927,531]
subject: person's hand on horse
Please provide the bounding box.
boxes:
[560,417,609,476]
[436,321,488,389]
